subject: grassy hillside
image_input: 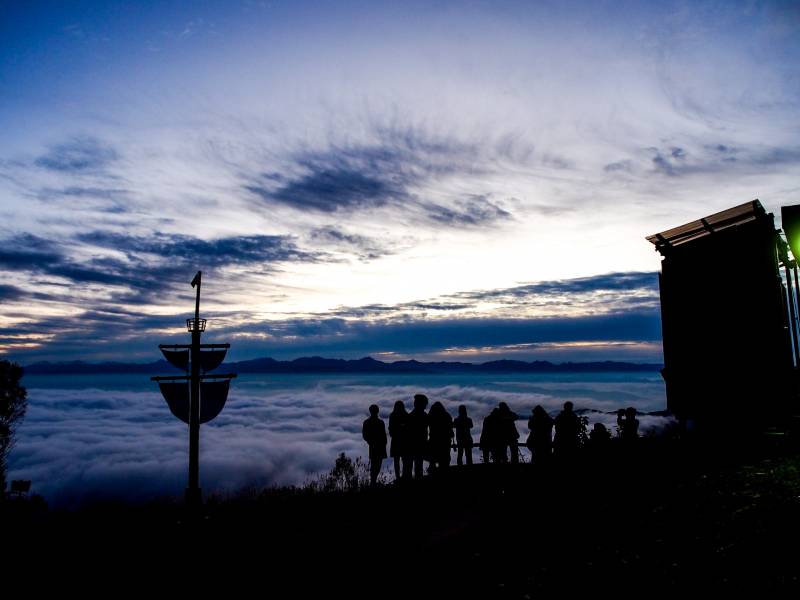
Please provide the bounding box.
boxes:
[4,434,800,595]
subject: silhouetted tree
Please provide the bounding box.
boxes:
[578,414,590,447]
[0,360,27,496]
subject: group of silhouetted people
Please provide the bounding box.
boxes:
[362,396,642,485]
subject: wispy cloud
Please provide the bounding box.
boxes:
[422,195,512,228]
[36,186,133,213]
[326,271,660,319]
[455,271,659,302]
[0,230,324,356]
[34,137,118,173]
[225,311,662,359]
[308,226,394,261]
[0,234,63,269]
[0,283,24,301]
[600,142,800,181]
[650,146,687,176]
[78,230,319,270]
[242,127,517,228]
[0,230,319,291]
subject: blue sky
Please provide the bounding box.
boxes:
[1,0,799,363]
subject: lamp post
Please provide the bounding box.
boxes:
[188,271,202,506]
[152,271,236,508]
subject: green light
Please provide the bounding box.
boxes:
[781,205,800,264]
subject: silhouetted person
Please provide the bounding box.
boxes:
[480,408,500,463]
[406,394,429,479]
[453,405,474,466]
[586,422,612,466]
[362,404,387,486]
[497,402,520,464]
[526,405,553,463]
[553,401,580,458]
[620,407,640,441]
[589,422,611,446]
[428,401,454,472]
[388,400,408,481]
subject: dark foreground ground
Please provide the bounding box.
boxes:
[5,433,800,595]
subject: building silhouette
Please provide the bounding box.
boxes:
[647,200,795,432]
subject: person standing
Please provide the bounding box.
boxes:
[589,422,611,446]
[406,394,430,479]
[480,407,500,463]
[428,401,454,472]
[453,405,474,466]
[388,400,408,481]
[497,402,520,464]
[553,401,580,459]
[526,405,553,464]
[362,404,387,486]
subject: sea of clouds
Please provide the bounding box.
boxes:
[8,373,671,508]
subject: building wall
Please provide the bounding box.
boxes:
[658,215,794,428]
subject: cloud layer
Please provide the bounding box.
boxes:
[8,372,670,507]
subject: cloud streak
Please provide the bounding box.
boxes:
[0,230,320,303]
[243,128,515,228]
[231,311,662,360]
[1,270,662,362]
[326,271,660,320]
[34,136,118,173]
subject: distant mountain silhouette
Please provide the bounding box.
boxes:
[22,356,662,375]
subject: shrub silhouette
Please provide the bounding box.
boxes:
[578,414,589,447]
[326,452,359,492]
[309,452,387,492]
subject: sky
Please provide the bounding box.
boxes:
[1,0,799,364]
